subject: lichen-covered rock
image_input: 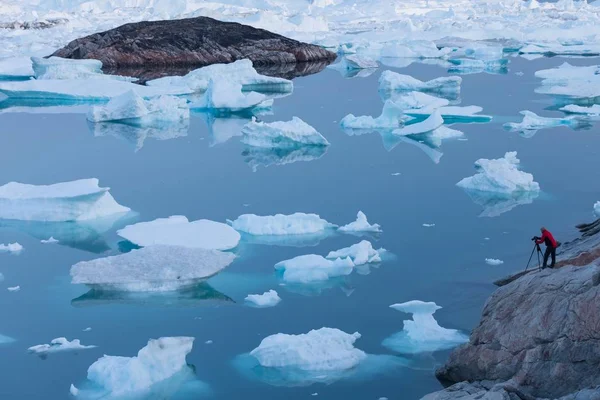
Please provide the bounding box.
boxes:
[51,16,336,69]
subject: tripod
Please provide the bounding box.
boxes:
[524,242,544,272]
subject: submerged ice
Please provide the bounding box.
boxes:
[241,117,330,148]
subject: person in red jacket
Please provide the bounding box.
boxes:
[535,227,557,269]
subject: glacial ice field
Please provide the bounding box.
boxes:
[1,3,600,398]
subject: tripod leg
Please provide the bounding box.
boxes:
[524,244,536,272]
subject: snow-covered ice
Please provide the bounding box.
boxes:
[485,258,504,266]
[379,71,461,95]
[0,178,130,222]
[560,104,600,116]
[28,337,96,354]
[326,241,383,265]
[504,110,584,136]
[382,301,468,354]
[338,211,381,233]
[0,242,23,253]
[230,213,336,236]
[534,62,600,99]
[70,245,235,292]
[457,152,540,194]
[0,57,33,80]
[392,111,443,136]
[87,91,189,123]
[340,100,412,131]
[241,117,330,148]
[387,92,449,112]
[147,59,292,93]
[117,216,240,251]
[275,254,354,283]
[189,79,273,112]
[245,290,281,308]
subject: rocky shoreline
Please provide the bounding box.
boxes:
[422,219,600,400]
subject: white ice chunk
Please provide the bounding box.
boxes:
[28,337,96,354]
[0,178,130,222]
[338,211,381,233]
[392,111,443,136]
[457,152,540,194]
[31,57,123,80]
[70,245,235,292]
[147,59,292,93]
[340,100,412,130]
[7,286,20,292]
[379,71,461,94]
[560,104,600,116]
[80,337,194,396]
[422,224,435,227]
[83,327,92,332]
[383,301,468,354]
[326,240,383,265]
[504,110,583,136]
[534,63,600,99]
[189,79,273,112]
[485,258,504,266]
[41,237,59,244]
[0,56,33,79]
[87,91,189,123]
[594,201,600,217]
[245,290,281,308]
[117,216,240,251]
[0,79,191,101]
[241,117,329,148]
[250,328,366,371]
[275,254,354,283]
[230,213,335,236]
[0,242,23,253]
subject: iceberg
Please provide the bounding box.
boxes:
[71,337,206,399]
[275,254,354,283]
[0,178,130,222]
[340,100,412,130]
[560,104,600,116]
[0,78,192,101]
[485,258,504,266]
[230,213,336,236]
[379,71,461,95]
[406,106,492,124]
[28,337,96,354]
[146,59,293,93]
[245,290,281,308]
[382,301,468,354]
[41,237,59,244]
[0,56,33,80]
[329,55,378,77]
[70,245,235,292]
[457,152,540,195]
[31,57,133,81]
[189,79,273,113]
[504,110,585,136]
[326,241,383,265]
[241,117,330,148]
[87,91,189,123]
[534,63,600,99]
[392,111,443,136]
[117,216,240,251]
[243,145,328,171]
[338,211,381,233]
[0,242,23,253]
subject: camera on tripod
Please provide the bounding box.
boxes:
[531,236,540,241]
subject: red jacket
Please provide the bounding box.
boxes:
[536,230,557,248]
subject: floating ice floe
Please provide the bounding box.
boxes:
[0,78,192,102]
[0,242,23,253]
[241,117,329,148]
[0,56,33,80]
[189,79,273,113]
[422,224,435,228]
[71,245,235,292]
[485,258,504,266]
[243,145,328,172]
[560,104,600,116]
[146,59,293,93]
[32,57,134,81]
[338,211,381,233]
[28,337,96,354]
[388,92,449,112]
[245,290,281,308]
[534,62,600,99]
[117,216,240,251]
[275,254,354,283]
[326,241,383,265]
[230,213,336,236]
[504,110,585,137]
[71,337,207,399]
[392,111,443,136]
[382,301,468,354]
[0,178,130,222]
[379,71,461,95]
[83,327,92,332]
[7,286,20,292]
[41,237,59,244]
[594,201,600,218]
[457,152,540,195]
[340,100,412,131]
[87,91,189,123]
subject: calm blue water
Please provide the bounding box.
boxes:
[1,55,599,400]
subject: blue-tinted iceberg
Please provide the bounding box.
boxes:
[189,79,273,113]
[117,216,240,251]
[392,112,443,136]
[230,213,336,236]
[146,59,292,93]
[0,178,130,222]
[0,57,33,80]
[28,337,96,355]
[504,110,585,137]
[406,106,491,124]
[380,40,451,59]
[275,254,354,283]
[70,245,235,292]
[379,71,461,95]
[245,290,281,308]
[241,117,329,148]
[71,337,207,399]
[340,100,412,130]
[338,211,381,233]
[326,240,383,265]
[87,91,189,123]
[389,92,449,112]
[31,57,133,81]
[382,301,468,354]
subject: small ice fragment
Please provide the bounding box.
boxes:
[340,55,378,70]
[0,242,23,253]
[379,71,461,94]
[485,258,504,266]
[392,111,443,136]
[560,104,600,116]
[69,384,79,396]
[205,340,213,344]
[83,327,92,332]
[242,117,329,148]
[275,255,354,283]
[391,173,401,176]
[340,100,412,130]
[406,105,491,123]
[230,213,336,236]
[41,237,59,244]
[422,224,435,227]
[484,237,490,240]
[245,290,281,308]
[7,286,20,292]
[339,211,381,233]
[312,393,318,396]
[326,241,383,265]
[28,337,96,354]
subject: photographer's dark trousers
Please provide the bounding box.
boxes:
[543,246,556,268]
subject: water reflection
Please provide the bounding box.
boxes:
[242,145,328,171]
